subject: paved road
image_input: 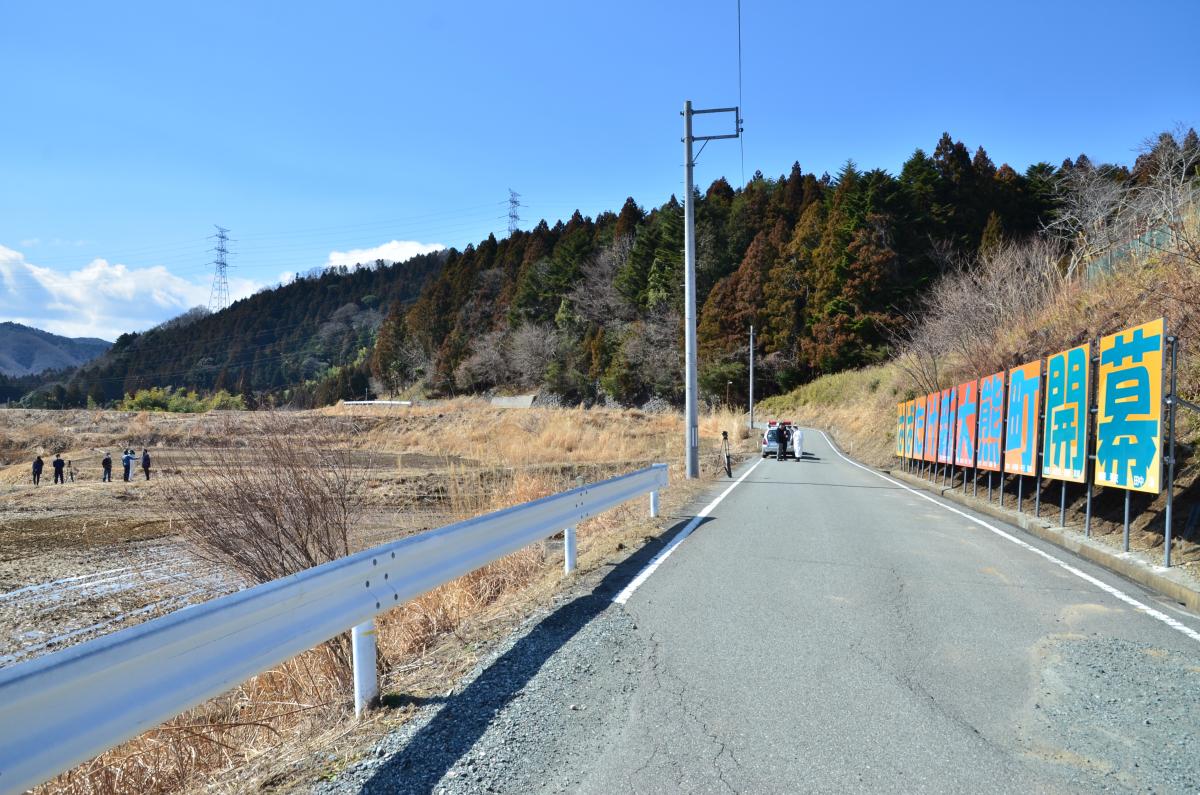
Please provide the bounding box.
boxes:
[323,430,1200,794]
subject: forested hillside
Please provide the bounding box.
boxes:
[53,252,445,408]
[27,129,1195,409]
[377,132,1060,405]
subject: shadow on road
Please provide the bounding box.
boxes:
[357,514,712,794]
[742,479,903,490]
[762,453,822,461]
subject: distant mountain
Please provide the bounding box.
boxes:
[0,322,112,376]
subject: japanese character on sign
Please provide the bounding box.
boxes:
[976,371,1005,472]
[1004,360,1042,476]
[913,398,927,459]
[937,388,956,464]
[924,393,939,463]
[1042,344,1090,483]
[954,380,977,468]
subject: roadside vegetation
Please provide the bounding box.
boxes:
[118,386,246,413]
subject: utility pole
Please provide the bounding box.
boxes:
[507,189,521,236]
[208,226,231,313]
[682,100,742,478]
[748,324,755,429]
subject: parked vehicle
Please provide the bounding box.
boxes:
[760,421,799,459]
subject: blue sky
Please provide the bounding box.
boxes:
[2,0,1197,340]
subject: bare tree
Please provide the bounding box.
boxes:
[1044,162,1135,279]
[454,329,510,391]
[1048,127,1200,277]
[569,238,636,326]
[508,323,558,388]
[893,237,1067,389]
[620,307,683,399]
[1130,127,1200,268]
[166,415,357,586]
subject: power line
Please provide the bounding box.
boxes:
[208,226,231,313]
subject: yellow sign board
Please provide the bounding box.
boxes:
[1042,343,1090,483]
[1095,318,1164,493]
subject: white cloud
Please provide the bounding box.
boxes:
[0,246,19,290]
[0,236,439,342]
[0,244,262,340]
[324,239,444,269]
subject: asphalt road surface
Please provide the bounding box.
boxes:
[322,430,1200,794]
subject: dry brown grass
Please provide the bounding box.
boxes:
[32,403,745,794]
[50,645,351,795]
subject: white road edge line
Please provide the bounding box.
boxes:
[613,457,764,605]
[814,429,1200,645]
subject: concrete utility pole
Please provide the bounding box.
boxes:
[749,324,755,429]
[682,100,742,478]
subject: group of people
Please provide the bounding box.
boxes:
[31,449,152,485]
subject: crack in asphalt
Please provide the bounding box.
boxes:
[844,566,1001,756]
[627,629,740,792]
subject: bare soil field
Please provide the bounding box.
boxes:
[0,401,750,793]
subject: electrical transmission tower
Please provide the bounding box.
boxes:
[208,226,231,313]
[507,189,521,235]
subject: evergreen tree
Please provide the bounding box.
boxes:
[980,211,1005,253]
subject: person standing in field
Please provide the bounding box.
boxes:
[141,448,151,481]
[67,460,75,483]
[32,455,43,486]
[122,449,133,482]
[52,454,65,485]
[101,452,112,482]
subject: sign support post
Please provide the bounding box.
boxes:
[1164,335,1179,567]
[1084,341,1100,538]
[1123,490,1131,552]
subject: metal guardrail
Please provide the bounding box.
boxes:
[0,463,668,795]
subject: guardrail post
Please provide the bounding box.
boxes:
[351,620,378,717]
[563,526,577,574]
[649,490,660,518]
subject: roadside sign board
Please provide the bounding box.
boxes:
[1042,343,1090,483]
[1003,360,1042,476]
[976,371,1005,472]
[954,380,978,468]
[937,388,956,464]
[1095,318,1164,493]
